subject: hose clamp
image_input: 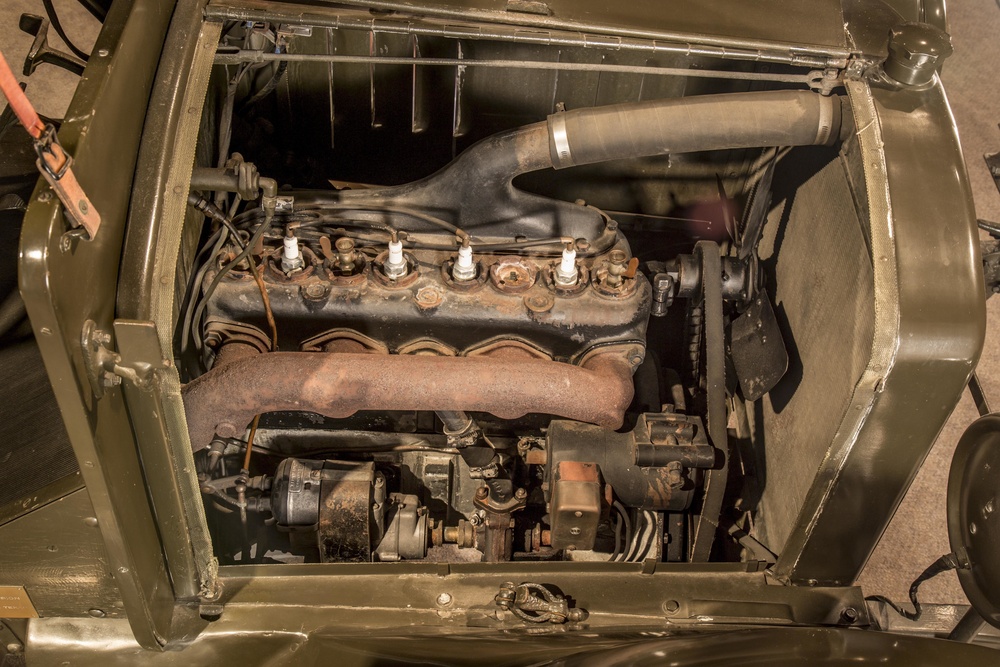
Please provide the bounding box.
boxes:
[549,113,573,169]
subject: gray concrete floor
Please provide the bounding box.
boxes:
[0,0,998,607]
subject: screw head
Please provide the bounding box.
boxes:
[662,599,680,614]
[841,607,859,624]
[87,608,106,618]
[436,592,453,606]
[569,527,581,536]
[515,488,527,500]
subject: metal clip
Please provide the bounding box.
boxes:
[495,582,587,624]
[81,319,171,399]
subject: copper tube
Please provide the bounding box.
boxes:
[182,349,635,450]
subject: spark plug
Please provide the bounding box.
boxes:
[281,228,304,273]
[383,236,408,279]
[452,240,477,282]
[554,243,579,287]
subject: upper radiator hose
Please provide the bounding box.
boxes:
[546,90,842,169]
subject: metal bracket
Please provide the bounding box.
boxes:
[18,14,86,77]
[81,319,171,399]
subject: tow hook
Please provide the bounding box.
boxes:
[494,582,587,624]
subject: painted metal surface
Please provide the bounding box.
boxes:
[773,77,985,585]
[308,0,850,58]
[17,0,179,649]
[0,489,121,619]
[7,0,993,660]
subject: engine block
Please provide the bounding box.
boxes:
[202,240,651,366]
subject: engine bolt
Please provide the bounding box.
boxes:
[476,486,489,500]
[515,488,527,500]
[415,287,443,310]
[524,293,554,314]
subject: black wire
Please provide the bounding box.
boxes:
[41,0,90,60]
[191,215,275,351]
[865,553,960,621]
[612,501,632,562]
[239,45,288,112]
[610,504,625,561]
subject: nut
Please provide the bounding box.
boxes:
[415,287,443,309]
[524,293,554,313]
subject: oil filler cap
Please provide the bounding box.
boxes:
[884,22,953,86]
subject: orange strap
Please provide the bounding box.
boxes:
[0,51,45,139]
[0,49,100,238]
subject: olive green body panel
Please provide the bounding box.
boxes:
[0,489,121,619]
[17,0,180,649]
[6,0,990,658]
[773,79,985,585]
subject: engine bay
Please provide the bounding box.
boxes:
[176,18,852,568]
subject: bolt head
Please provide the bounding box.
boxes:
[436,593,453,606]
[515,488,527,500]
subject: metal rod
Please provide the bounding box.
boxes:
[213,51,818,85]
[969,371,993,417]
[948,607,988,643]
[206,3,848,68]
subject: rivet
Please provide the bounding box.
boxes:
[83,516,99,527]
[436,593,453,606]
[87,608,106,618]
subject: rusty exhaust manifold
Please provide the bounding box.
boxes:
[182,349,635,450]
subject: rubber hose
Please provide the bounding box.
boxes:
[547,90,842,169]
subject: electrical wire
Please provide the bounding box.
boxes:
[41,0,90,61]
[191,213,275,351]
[180,228,226,355]
[865,553,960,621]
[611,501,633,563]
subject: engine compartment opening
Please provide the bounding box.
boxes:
[171,15,868,568]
